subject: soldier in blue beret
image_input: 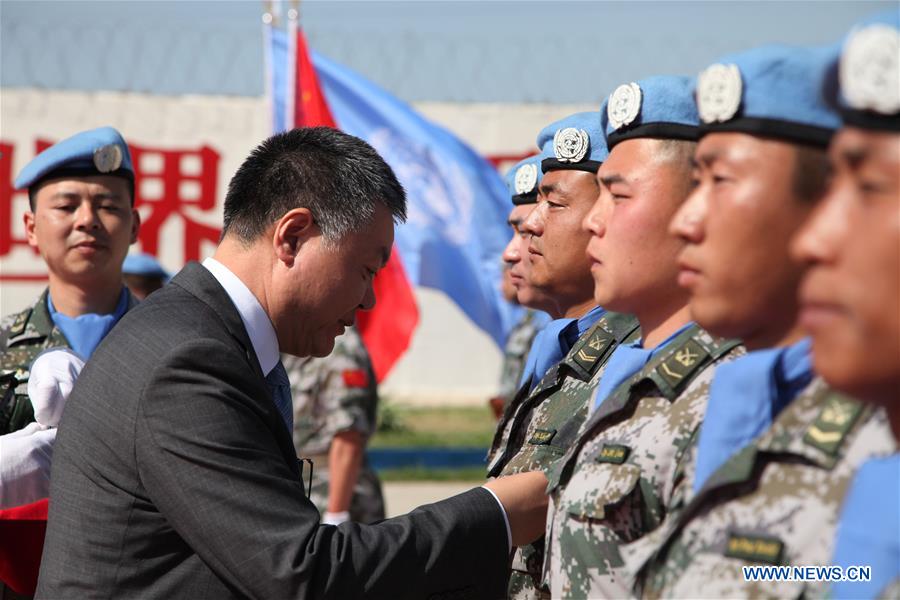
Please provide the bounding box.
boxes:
[488,111,641,600]
[624,41,894,599]
[792,12,900,599]
[122,252,170,300]
[0,126,140,435]
[490,156,549,419]
[544,75,747,598]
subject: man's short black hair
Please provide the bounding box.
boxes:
[221,127,407,245]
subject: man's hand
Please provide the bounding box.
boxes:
[483,471,549,547]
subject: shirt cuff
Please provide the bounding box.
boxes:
[480,485,512,552]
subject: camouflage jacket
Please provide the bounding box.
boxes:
[544,324,742,599]
[281,326,384,523]
[623,378,897,599]
[486,311,640,600]
[0,288,137,435]
[497,309,545,408]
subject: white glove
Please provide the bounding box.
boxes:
[27,348,85,428]
[0,427,56,509]
[322,511,350,526]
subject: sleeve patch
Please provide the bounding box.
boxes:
[341,369,369,388]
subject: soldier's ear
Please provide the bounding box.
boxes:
[273,208,316,267]
[24,210,38,249]
[129,209,141,245]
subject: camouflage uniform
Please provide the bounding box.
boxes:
[0,289,136,435]
[622,378,896,599]
[487,311,641,600]
[496,310,545,410]
[544,324,742,599]
[282,326,385,524]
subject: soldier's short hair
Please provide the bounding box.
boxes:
[221,127,407,246]
[655,138,698,198]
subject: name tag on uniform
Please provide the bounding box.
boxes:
[724,532,784,565]
[595,444,630,464]
[529,429,557,445]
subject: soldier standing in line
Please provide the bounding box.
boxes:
[793,12,900,599]
[0,126,140,436]
[282,325,385,525]
[543,76,744,599]
[0,126,140,598]
[487,117,640,600]
[490,156,549,420]
[622,42,895,599]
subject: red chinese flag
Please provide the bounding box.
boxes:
[293,27,419,381]
[0,499,48,595]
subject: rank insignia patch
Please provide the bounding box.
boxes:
[529,428,557,445]
[803,395,863,456]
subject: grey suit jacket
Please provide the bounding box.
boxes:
[37,262,509,599]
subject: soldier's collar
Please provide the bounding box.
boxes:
[642,325,741,400]
[560,318,621,381]
[754,378,868,470]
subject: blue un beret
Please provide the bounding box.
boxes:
[601,75,700,150]
[122,253,169,279]
[696,44,841,147]
[504,155,543,206]
[829,11,900,132]
[536,110,609,174]
[14,126,134,191]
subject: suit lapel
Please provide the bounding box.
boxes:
[170,262,264,381]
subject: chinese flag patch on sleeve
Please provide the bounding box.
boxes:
[342,369,369,388]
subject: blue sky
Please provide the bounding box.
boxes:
[1,1,892,102]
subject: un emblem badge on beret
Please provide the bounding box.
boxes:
[696,63,743,123]
[93,144,123,173]
[607,82,642,130]
[514,163,538,195]
[841,24,900,115]
[553,127,590,163]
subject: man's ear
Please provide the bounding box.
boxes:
[273,207,316,267]
[24,211,38,249]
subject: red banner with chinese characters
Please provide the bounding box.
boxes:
[0,138,222,281]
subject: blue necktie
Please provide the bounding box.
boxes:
[693,338,813,493]
[265,361,294,433]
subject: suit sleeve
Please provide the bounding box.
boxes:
[135,339,509,600]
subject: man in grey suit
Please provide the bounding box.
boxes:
[37,128,548,599]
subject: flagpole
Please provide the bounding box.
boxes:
[285,1,298,130]
[262,2,276,134]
